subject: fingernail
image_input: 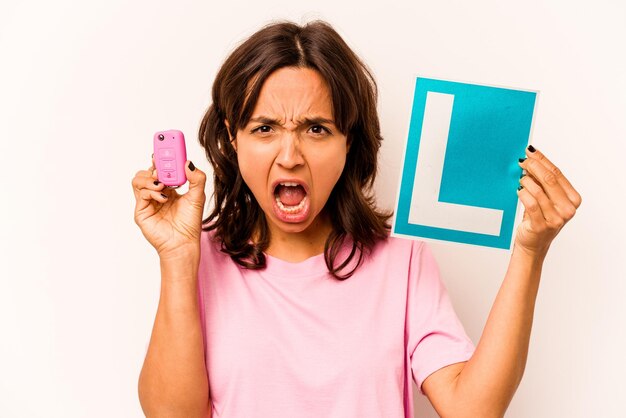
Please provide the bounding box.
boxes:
[527,145,536,153]
[160,193,168,199]
[518,185,524,191]
[519,157,527,163]
[154,180,160,186]
[189,161,196,171]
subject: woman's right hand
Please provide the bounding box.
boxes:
[132,157,207,260]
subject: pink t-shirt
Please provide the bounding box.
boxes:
[197,229,475,418]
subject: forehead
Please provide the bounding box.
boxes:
[250,67,334,121]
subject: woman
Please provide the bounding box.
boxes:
[132,20,581,418]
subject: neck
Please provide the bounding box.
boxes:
[262,211,333,263]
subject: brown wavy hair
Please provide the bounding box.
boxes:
[198,19,392,280]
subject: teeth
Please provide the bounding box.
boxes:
[275,195,307,213]
[280,182,299,187]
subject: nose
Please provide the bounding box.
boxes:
[275,132,305,169]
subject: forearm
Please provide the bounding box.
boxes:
[138,253,210,417]
[453,247,546,417]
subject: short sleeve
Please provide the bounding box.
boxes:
[406,241,475,394]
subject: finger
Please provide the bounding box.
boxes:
[132,157,156,183]
[184,160,207,204]
[151,154,159,179]
[519,156,575,219]
[517,186,546,230]
[519,175,565,230]
[525,146,582,208]
[132,172,165,197]
[134,188,169,221]
[132,171,151,200]
[135,164,155,179]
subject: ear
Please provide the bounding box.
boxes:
[224,119,237,152]
[346,134,352,154]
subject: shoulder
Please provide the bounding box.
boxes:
[200,224,219,248]
[197,225,246,284]
[199,225,229,263]
[369,234,427,258]
[361,234,430,273]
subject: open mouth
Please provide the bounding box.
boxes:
[273,181,308,214]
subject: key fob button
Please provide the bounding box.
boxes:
[161,160,177,170]
[158,148,175,160]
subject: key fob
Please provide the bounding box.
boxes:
[153,129,187,187]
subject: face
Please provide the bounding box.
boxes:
[226,66,349,241]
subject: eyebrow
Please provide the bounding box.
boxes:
[248,116,336,126]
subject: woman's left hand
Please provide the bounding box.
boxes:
[515,146,582,257]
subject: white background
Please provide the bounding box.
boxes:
[1,0,624,417]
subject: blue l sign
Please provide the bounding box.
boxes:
[393,77,538,249]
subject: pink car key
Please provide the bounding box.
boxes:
[153,129,187,187]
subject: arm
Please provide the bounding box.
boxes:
[423,246,544,417]
[422,147,582,417]
[138,253,211,418]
